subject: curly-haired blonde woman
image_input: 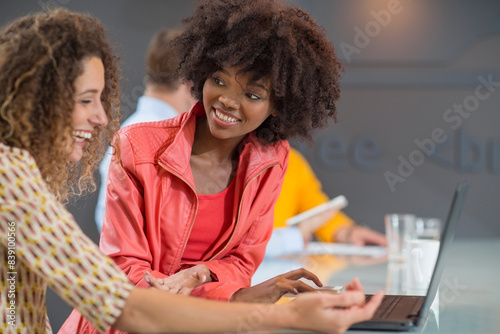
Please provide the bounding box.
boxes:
[0,6,382,334]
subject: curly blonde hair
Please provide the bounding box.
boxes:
[0,8,120,202]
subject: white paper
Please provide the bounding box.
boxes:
[303,242,387,257]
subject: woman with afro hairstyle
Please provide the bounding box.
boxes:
[1,7,382,334]
[64,1,383,332]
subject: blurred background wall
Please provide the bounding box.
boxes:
[1,0,499,330]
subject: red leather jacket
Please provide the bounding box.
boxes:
[101,102,289,301]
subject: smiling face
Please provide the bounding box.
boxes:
[68,56,108,162]
[202,66,273,144]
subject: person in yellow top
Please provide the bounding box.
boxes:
[267,147,386,257]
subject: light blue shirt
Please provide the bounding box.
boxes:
[95,96,180,232]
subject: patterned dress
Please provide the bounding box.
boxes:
[0,143,134,333]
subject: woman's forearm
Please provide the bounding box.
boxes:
[113,287,288,333]
[114,284,384,333]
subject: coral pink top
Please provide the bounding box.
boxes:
[183,177,236,261]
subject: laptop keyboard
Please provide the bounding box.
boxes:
[366,295,422,320]
[370,295,402,319]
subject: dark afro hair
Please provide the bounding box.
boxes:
[173,0,344,143]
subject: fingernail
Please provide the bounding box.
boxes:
[145,276,150,283]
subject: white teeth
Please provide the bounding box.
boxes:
[215,109,239,123]
[72,130,92,142]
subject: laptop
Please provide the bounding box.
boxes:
[350,180,469,331]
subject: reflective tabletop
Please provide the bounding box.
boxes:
[253,238,500,334]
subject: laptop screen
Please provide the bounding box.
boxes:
[416,180,469,325]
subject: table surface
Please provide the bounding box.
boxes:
[252,238,500,334]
